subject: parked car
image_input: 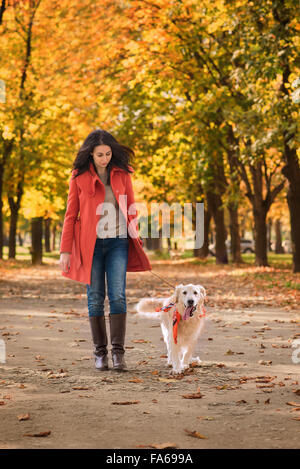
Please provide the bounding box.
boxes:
[209,238,254,256]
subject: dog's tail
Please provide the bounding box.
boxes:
[135,298,165,318]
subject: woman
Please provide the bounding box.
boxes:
[59,129,152,372]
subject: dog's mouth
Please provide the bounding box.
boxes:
[183,305,196,320]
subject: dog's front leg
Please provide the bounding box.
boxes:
[169,343,185,375]
[160,322,172,366]
[182,342,202,368]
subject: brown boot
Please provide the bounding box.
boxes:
[109,313,127,371]
[89,316,108,370]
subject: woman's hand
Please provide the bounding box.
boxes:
[60,252,71,272]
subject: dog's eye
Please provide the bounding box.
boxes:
[183,291,187,295]
[194,291,198,295]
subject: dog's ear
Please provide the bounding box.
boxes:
[197,285,206,298]
[169,284,183,304]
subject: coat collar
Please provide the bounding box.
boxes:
[88,161,134,191]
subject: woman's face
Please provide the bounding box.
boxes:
[91,145,112,172]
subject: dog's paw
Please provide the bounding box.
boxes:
[181,363,190,371]
[190,356,202,366]
[169,368,184,376]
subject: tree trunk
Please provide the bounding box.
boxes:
[31,217,43,265]
[267,218,273,252]
[226,126,243,263]
[272,0,300,273]
[8,202,18,258]
[0,138,14,259]
[228,202,243,263]
[52,223,56,251]
[44,217,51,252]
[253,207,268,266]
[195,205,211,258]
[275,219,284,254]
[0,162,4,260]
[18,232,23,246]
[285,181,300,270]
[207,190,228,264]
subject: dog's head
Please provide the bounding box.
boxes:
[169,283,206,320]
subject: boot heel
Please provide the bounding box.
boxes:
[109,313,128,371]
[89,316,109,370]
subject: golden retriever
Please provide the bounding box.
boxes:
[135,283,206,374]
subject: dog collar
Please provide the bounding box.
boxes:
[155,302,206,344]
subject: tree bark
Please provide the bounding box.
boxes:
[194,204,211,258]
[0,138,14,259]
[267,218,273,252]
[207,190,228,264]
[31,217,43,265]
[282,150,300,272]
[253,207,268,266]
[272,2,300,272]
[52,223,56,251]
[44,217,51,252]
[238,150,285,267]
[275,219,284,254]
[226,126,243,263]
[228,202,243,263]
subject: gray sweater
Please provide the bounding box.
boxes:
[96,169,128,238]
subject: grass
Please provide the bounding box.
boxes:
[0,244,295,272]
[1,244,60,265]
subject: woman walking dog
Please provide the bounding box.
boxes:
[59,129,152,371]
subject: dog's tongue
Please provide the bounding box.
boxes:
[183,306,194,320]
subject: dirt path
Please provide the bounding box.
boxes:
[0,260,299,449]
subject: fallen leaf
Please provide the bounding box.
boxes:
[132,339,150,343]
[158,378,178,383]
[184,429,207,439]
[197,416,214,421]
[149,442,179,449]
[256,384,275,389]
[111,401,140,405]
[18,413,30,421]
[23,431,51,437]
[182,391,203,399]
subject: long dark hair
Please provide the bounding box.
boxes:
[72,129,135,185]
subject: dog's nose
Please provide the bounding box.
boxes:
[187,299,194,306]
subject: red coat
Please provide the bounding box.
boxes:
[60,161,152,285]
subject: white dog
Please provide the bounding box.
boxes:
[136,283,206,374]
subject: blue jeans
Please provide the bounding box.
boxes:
[86,236,129,317]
